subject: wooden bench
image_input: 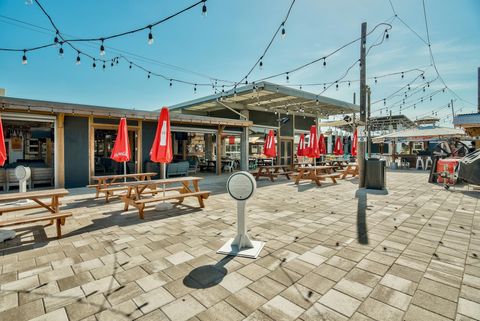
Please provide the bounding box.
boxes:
[317,173,341,184]
[89,172,157,202]
[0,188,70,239]
[121,177,209,219]
[0,212,72,238]
[124,191,210,219]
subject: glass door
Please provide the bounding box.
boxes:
[93,128,137,176]
[280,139,293,165]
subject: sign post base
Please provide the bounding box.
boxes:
[217,238,265,259]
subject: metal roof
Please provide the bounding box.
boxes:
[368,114,415,132]
[0,96,252,127]
[372,126,466,143]
[453,112,480,127]
[169,81,359,117]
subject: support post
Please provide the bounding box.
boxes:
[216,125,225,175]
[367,86,372,158]
[240,109,250,171]
[450,99,455,119]
[478,67,480,113]
[358,22,367,188]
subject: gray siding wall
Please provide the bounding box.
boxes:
[64,116,89,188]
[142,121,157,165]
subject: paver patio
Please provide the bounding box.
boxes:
[0,171,479,321]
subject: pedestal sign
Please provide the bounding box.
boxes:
[217,171,265,258]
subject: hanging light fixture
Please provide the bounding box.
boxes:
[129,62,132,69]
[194,84,197,93]
[286,72,289,83]
[202,0,207,17]
[169,79,173,87]
[58,43,64,57]
[147,26,154,45]
[147,72,151,79]
[281,22,286,39]
[100,39,105,56]
[54,31,59,45]
[22,50,27,65]
[75,51,81,65]
[92,59,96,68]
[323,58,326,67]
[102,62,106,70]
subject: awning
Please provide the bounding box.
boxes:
[372,126,466,143]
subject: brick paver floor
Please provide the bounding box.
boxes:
[0,171,479,321]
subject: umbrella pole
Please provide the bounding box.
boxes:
[163,164,166,203]
[155,163,173,210]
[124,162,127,183]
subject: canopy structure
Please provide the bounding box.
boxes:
[169,81,359,118]
[453,112,480,137]
[368,115,415,132]
[372,126,466,143]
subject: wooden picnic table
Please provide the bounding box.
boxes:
[293,165,340,186]
[89,172,157,202]
[253,165,293,182]
[121,176,210,219]
[326,160,349,170]
[0,188,71,238]
[341,163,359,179]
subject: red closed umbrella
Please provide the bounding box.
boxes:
[111,117,131,181]
[150,107,173,164]
[150,107,173,210]
[229,136,235,145]
[351,129,358,156]
[333,136,344,156]
[264,130,276,157]
[307,125,320,159]
[297,134,306,157]
[318,133,326,156]
[0,117,6,166]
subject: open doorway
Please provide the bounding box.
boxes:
[93,128,137,176]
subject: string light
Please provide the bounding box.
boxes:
[22,50,27,65]
[75,51,81,65]
[194,84,197,93]
[147,26,154,45]
[58,44,64,57]
[202,0,207,17]
[385,29,389,39]
[281,22,286,39]
[259,58,263,70]
[323,58,326,67]
[129,62,132,69]
[147,72,151,79]
[102,62,106,70]
[169,79,173,87]
[286,72,289,83]
[53,31,59,45]
[92,59,96,68]
[100,39,105,56]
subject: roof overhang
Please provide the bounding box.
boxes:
[372,126,466,143]
[169,81,359,118]
[0,96,252,127]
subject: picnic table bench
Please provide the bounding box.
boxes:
[121,176,210,219]
[292,166,341,186]
[340,163,359,179]
[0,188,71,238]
[88,172,157,202]
[252,165,293,182]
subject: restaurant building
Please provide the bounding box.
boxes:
[0,82,358,190]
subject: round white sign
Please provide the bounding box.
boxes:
[226,171,256,201]
[15,166,31,180]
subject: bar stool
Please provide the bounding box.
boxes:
[425,157,433,170]
[416,157,425,170]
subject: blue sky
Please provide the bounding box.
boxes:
[0,0,479,124]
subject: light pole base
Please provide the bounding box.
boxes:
[217,238,265,259]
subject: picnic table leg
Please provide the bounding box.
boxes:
[269,169,275,182]
[123,188,132,211]
[311,170,321,186]
[138,204,145,219]
[294,170,303,185]
[55,218,62,238]
[255,167,263,181]
[192,180,205,208]
[283,167,291,180]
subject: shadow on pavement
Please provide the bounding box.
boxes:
[355,188,389,245]
[183,255,235,289]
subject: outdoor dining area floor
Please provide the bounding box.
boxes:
[0,171,479,321]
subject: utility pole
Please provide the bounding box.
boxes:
[450,99,455,119]
[358,22,367,188]
[477,67,479,113]
[367,85,372,158]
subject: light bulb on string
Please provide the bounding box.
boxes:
[385,29,389,40]
[102,62,106,70]
[323,83,326,90]
[58,44,64,57]
[442,88,445,93]
[100,39,105,56]
[92,59,96,68]
[169,80,173,87]
[383,99,386,106]
[202,0,207,17]
[110,61,114,67]
[147,26,154,45]
[422,73,425,80]
[407,84,411,90]
[75,51,81,65]
[22,50,27,65]
[286,72,289,83]
[54,31,59,46]
[323,58,326,67]
[401,72,404,79]
[335,82,339,91]
[281,22,286,39]
[374,77,377,84]
[348,81,351,87]
[147,72,151,79]
[429,96,432,101]
[129,62,132,69]
[194,84,197,93]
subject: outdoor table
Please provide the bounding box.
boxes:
[0,188,71,238]
[341,163,359,179]
[253,165,293,182]
[121,176,210,219]
[326,159,349,170]
[89,172,157,202]
[294,165,338,186]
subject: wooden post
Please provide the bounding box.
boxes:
[216,126,225,175]
[367,86,372,158]
[358,22,367,188]
[56,113,65,188]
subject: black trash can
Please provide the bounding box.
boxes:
[365,158,386,189]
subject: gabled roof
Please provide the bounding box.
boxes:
[169,81,359,117]
[368,114,415,132]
